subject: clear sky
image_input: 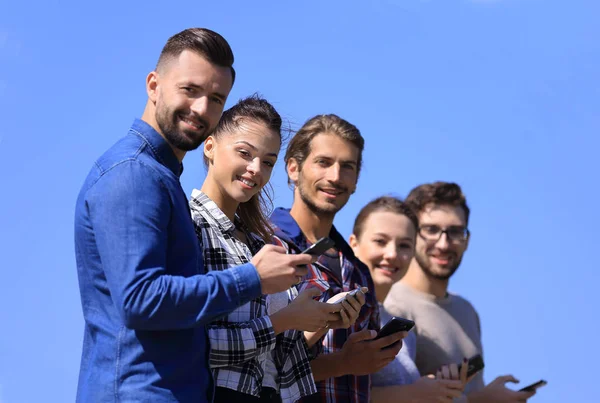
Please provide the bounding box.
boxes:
[1,0,598,402]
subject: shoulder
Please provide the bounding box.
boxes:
[87,133,165,189]
[83,157,168,211]
[94,133,146,173]
[448,293,479,316]
[448,293,477,313]
[383,283,420,317]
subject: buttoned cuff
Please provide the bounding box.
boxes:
[230,262,262,301]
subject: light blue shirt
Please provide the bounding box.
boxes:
[372,304,421,387]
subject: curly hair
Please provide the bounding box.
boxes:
[405,182,470,224]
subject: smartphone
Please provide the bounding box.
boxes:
[457,354,485,378]
[519,379,547,392]
[374,316,415,341]
[301,237,335,257]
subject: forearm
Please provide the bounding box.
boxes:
[303,328,328,347]
[371,385,422,403]
[90,164,263,330]
[270,307,293,335]
[117,264,262,329]
[465,390,485,403]
[309,351,347,381]
[208,316,276,368]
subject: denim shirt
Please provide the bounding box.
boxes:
[74,119,262,402]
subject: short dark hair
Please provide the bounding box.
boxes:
[353,196,418,239]
[284,114,364,184]
[405,182,470,224]
[156,28,235,84]
[207,94,284,242]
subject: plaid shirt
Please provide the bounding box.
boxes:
[270,207,380,403]
[190,190,317,402]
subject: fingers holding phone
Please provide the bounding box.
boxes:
[325,286,368,329]
[252,245,315,294]
[339,329,405,375]
[469,374,539,402]
[272,287,342,333]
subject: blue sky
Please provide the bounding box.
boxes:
[1,0,598,402]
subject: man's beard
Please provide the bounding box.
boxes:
[155,104,211,152]
[414,251,463,281]
[296,176,348,217]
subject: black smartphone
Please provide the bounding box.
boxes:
[374,316,415,341]
[519,379,547,392]
[301,237,335,256]
[457,354,485,378]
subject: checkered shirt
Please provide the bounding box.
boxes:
[271,209,380,403]
[190,190,317,402]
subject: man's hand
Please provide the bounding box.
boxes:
[327,287,368,329]
[468,375,536,403]
[251,245,314,294]
[339,328,407,375]
[271,288,342,333]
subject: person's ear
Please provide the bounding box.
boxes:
[146,71,159,103]
[204,136,216,164]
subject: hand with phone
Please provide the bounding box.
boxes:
[519,380,547,393]
[374,317,415,342]
[270,288,343,334]
[301,238,368,329]
[337,328,407,376]
[325,287,368,329]
[390,355,479,403]
[467,375,537,402]
[252,244,315,294]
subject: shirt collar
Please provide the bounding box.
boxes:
[190,189,236,234]
[129,118,183,177]
[270,206,357,259]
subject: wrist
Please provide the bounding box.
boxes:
[333,350,350,377]
[270,308,290,335]
[465,389,484,403]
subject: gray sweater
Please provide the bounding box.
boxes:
[383,282,485,397]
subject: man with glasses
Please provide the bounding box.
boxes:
[384,182,535,402]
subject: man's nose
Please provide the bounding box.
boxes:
[435,232,450,249]
[190,96,209,116]
[325,164,341,183]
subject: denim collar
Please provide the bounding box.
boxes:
[129,118,183,177]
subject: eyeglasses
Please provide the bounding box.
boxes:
[418,225,470,243]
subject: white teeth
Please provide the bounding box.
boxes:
[182,118,201,130]
[239,178,256,187]
[378,266,397,273]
